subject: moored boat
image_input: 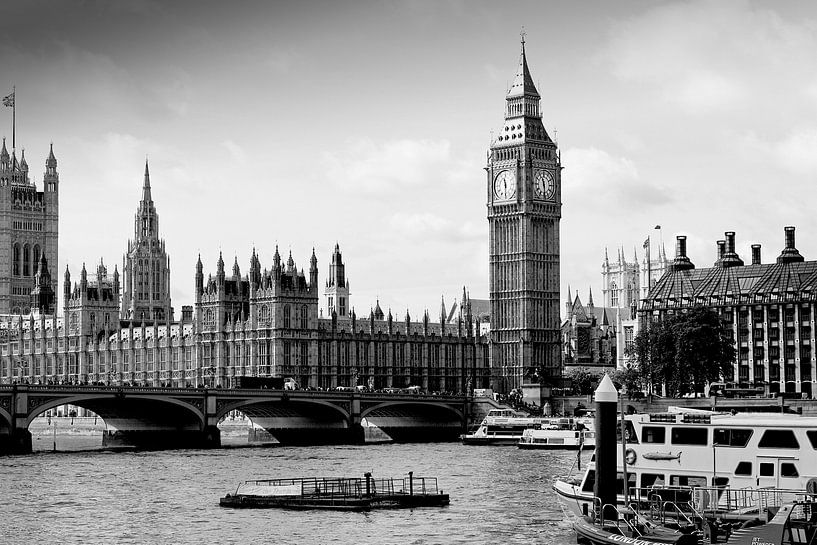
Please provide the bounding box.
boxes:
[518,417,595,450]
[460,408,551,445]
[554,408,817,518]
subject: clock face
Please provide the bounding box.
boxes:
[534,169,555,200]
[494,170,516,200]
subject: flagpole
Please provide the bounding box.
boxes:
[11,85,15,151]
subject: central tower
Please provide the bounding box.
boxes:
[121,160,173,322]
[487,38,562,391]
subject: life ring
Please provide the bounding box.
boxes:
[806,478,817,495]
[625,448,637,466]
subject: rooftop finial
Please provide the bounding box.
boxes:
[142,157,152,202]
[520,25,526,46]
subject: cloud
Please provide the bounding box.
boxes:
[221,140,248,165]
[604,0,817,115]
[741,128,817,176]
[388,212,483,242]
[562,147,672,210]
[322,138,473,195]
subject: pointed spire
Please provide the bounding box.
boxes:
[567,285,572,304]
[507,31,539,98]
[142,158,152,202]
[232,256,240,278]
[0,137,7,161]
[588,287,594,307]
[196,253,203,272]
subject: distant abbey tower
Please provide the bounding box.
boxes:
[120,161,173,322]
[0,140,59,314]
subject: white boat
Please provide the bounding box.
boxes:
[553,409,817,518]
[517,417,595,450]
[460,408,551,445]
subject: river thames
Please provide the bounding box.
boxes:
[1,427,580,545]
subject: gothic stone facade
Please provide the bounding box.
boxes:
[0,141,59,315]
[641,228,817,398]
[487,39,561,391]
[561,289,616,372]
[0,245,489,391]
[601,244,669,368]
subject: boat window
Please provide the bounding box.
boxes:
[669,475,707,487]
[713,428,753,447]
[781,463,799,478]
[616,420,639,444]
[734,461,752,475]
[671,427,708,446]
[581,470,596,492]
[640,473,665,488]
[758,429,800,449]
[759,463,774,477]
[642,426,666,444]
[806,431,817,449]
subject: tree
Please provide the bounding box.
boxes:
[627,308,735,397]
[565,368,603,395]
[673,307,736,395]
[611,363,642,398]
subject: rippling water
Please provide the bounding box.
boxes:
[1,438,580,545]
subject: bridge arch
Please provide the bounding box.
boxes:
[215,398,351,424]
[361,401,464,422]
[25,394,206,429]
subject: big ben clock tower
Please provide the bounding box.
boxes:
[487,37,561,392]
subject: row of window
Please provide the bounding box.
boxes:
[640,425,817,449]
[10,243,41,276]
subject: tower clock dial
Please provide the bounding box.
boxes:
[494,170,516,200]
[533,169,555,200]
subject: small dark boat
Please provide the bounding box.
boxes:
[220,472,449,511]
[573,504,700,545]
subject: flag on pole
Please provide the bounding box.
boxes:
[2,92,13,107]
[643,237,650,249]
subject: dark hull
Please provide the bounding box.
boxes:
[461,436,520,446]
[220,493,450,511]
[574,516,698,545]
[518,443,586,450]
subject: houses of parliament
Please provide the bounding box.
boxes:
[0,40,564,393]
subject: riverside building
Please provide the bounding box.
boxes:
[641,228,817,398]
[0,164,490,391]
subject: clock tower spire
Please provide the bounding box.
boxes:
[487,37,562,392]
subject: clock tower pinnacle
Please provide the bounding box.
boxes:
[487,37,562,392]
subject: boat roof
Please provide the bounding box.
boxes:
[632,411,817,428]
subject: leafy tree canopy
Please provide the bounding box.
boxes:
[626,307,735,397]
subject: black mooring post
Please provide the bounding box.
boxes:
[409,471,413,496]
[594,374,619,522]
[365,472,372,496]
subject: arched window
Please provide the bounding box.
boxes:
[283,304,291,328]
[23,244,30,276]
[12,243,20,276]
[33,245,40,273]
[300,305,308,329]
[610,281,618,307]
[259,304,270,324]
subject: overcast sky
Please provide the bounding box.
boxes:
[2,0,817,318]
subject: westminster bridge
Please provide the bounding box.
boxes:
[0,385,479,454]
